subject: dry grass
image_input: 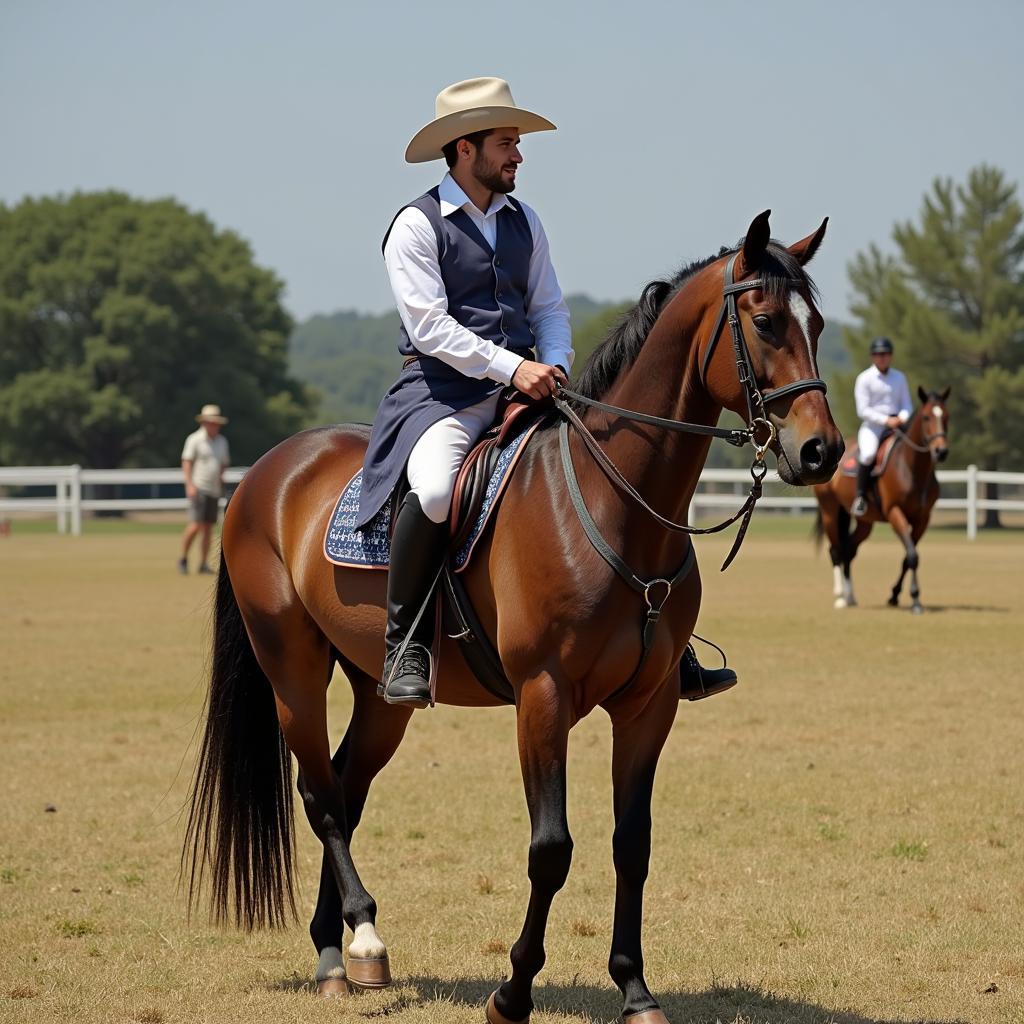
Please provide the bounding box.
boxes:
[0,522,1022,1024]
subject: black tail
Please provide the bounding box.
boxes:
[182,549,296,929]
[812,507,825,550]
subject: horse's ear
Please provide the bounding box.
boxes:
[918,385,928,403]
[940,386,951,401]
[740,210,771,273]
[789,217,829,266]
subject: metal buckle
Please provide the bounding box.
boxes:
[751,417,777,462]
[643,578,673,613]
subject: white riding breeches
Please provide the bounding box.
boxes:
[857,423,884,465]
[406,392,502,524]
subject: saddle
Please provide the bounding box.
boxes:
[839,429,897,479]
[448,391,544,550]
[395,392,552,707]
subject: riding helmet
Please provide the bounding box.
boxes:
[869,336,894,355]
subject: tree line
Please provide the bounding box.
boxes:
[2,166,1020,489]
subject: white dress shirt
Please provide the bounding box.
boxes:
[383,173,573,386]
[854,364,913,429]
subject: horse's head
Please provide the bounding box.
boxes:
[917,386,951,463]
[699,211,844,485]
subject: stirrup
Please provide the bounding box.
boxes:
[851,495,868,518]
[379,642,432,709]
[680,637,737,701]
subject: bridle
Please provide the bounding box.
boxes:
[894,408,948,456]
[699,253,828,428]
[551,251,830,697]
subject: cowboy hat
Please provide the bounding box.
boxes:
[405,77,556,164]
[196,404,229,424]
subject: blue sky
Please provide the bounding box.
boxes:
[2,0,1021,327]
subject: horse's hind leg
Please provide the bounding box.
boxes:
[607,677,678,1022]
[240,587,391,995]
[885,506,921,613]
[307,661,413,994]
[488,673,574,1024]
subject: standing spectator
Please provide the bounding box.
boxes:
[179,404,230,574]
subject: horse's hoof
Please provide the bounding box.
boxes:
[486,991,529,1024]
[623,1010,671,1023]
[345,954,392,990]
[833,598,847,609]
[888,597,899,607]
[316,977,349,998]
[911,604,923,615]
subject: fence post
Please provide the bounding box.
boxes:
[966,464,978,541]
[57,472,68,534]
[71,465,82,536]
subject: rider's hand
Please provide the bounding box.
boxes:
[512,361,568,400]
[186,483,197,500]
[886,415,901,429]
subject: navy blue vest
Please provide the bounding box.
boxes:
[356,188,536,529]
[384,186,536,361]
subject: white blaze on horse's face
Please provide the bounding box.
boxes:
[788,291,820,377]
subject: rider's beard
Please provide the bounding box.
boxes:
[472,153,516,194]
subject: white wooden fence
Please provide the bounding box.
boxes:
[1,465,1022,540]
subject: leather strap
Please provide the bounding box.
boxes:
[555,408,763,548]
[560,422,696,697]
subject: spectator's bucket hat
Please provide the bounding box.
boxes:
[196,404,229,424]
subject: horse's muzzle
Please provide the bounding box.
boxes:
[795,433,843,484]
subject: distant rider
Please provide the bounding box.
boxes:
[851,337,912,517]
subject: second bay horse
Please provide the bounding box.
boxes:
[183,211,843,1023]
[814,387,950,613]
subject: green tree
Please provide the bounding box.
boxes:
[0,191,314,467]
[836,165,1024,524]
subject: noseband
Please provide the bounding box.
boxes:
[700,253,828,432]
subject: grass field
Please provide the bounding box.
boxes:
[1,519,1022,1024]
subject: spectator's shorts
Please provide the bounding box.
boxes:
[189,492,221,524]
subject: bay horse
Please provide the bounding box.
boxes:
[183,211,843,1024]
[813,387,950,614]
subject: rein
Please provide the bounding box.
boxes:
[555,253,828,569]
[894,425,946,455]
[552,252,827,697]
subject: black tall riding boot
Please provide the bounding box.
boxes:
[381,492,448,709]
[679,643,738,700]
[852,462,873,518]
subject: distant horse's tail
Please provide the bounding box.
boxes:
[182,549,296,929]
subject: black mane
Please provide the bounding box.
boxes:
[571,241,818,403]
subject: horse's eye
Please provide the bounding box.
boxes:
[753,314,773,333]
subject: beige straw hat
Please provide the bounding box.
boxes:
[196,404,228,425]
[405,77,556,164]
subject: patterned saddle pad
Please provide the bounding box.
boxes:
[324,425,536,572]
[840,433,897,478]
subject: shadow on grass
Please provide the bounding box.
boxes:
[271,972,969,1023]
[858,603,1010,614]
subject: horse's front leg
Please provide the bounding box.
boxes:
[487,673,573,1024]
[885,506,921,613]
[607,675,679,1023]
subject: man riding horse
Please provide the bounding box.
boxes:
[358,77,733,708]
[851,336,913,518]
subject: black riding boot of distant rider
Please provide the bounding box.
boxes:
[380,492,448,709]
[852,461,873,518]
[679,643,738,701]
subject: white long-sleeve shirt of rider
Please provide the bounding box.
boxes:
[383,177,573,385]
[854,365,912,427]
